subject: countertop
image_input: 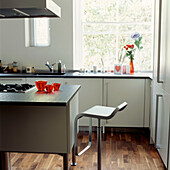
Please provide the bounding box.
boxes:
[0,84,81,106]
[0,71,152,79]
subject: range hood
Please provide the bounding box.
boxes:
[0,0,61,18]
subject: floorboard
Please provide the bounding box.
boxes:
[10,132,165,170]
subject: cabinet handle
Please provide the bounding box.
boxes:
[155,94,163,148]
[157,0,163,83]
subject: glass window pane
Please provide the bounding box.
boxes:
[118,0,153,22]
[83,24,117,34]
[83,0,117,22]
[83,34,117,69]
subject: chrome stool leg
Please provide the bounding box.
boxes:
[71,117,92,166]
[97,119,101,170]
[71,145,77,166]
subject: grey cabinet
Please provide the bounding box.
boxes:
[103,79,150,127]
[25,77,150,127]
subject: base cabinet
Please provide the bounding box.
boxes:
[104,79,147,127]
[26,77,150,127]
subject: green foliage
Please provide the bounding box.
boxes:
[135,37,143,50]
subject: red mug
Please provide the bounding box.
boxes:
[45,84,54,93]
[53,83,61,91]
[35,80,47,91]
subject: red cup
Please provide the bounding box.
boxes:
[35,80,47,91]
[53,83,61,91]
[45,84,54,93]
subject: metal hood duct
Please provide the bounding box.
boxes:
[0,0,61,18]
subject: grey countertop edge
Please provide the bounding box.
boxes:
[0,72,153,79]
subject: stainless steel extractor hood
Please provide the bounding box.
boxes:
[0,0,61,18]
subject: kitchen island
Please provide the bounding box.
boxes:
[0,84,80,170]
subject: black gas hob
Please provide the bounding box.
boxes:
[0,83,35,93]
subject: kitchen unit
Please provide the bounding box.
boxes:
[26,75,151,128]
[0,84,80,170]
[0,73,151,129]
[150,0,170,168]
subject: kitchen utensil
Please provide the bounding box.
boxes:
[45,84,54,93]
[53,83,61,91]
[35,80,47,91]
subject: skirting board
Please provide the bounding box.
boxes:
[79,126,150,135]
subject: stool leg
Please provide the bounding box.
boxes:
[71,145,77,166]
[63,153,68,170]
[97,119,101,170]
[102,125,106,141]
[1,152,11,170]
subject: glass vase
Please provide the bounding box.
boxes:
[129,60,134,74]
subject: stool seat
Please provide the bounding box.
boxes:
[81,105,117,119]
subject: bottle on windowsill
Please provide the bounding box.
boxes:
[61,64,66,73]
[0,60,2,73]
[58,60,62,74]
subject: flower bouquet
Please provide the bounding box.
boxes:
[124,32,143,74]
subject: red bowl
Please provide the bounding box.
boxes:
[53,83,61,91]
[35,80,47,91]
[45,84,54,93]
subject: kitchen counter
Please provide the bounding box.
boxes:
[0,71,152,79]
[0,84,80,106]
[0,84,80,170]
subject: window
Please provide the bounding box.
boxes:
[74,0,153,71]
[25,18,50,47]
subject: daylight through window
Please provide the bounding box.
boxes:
[74,0,153,71]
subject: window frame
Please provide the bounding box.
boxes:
[73,0,154,71]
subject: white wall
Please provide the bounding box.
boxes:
[0,0,73,70]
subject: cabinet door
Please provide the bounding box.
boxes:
[0,78,26,84]
[104,79,145,127]
[150,83,163,143]
[64,78,103,126]
[163,0,170,94]
[156,94,170,168]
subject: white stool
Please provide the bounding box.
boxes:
[71,102,128,170]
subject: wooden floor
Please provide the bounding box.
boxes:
[10,132,165,170]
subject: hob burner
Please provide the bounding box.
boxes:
[0,83,35,93]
